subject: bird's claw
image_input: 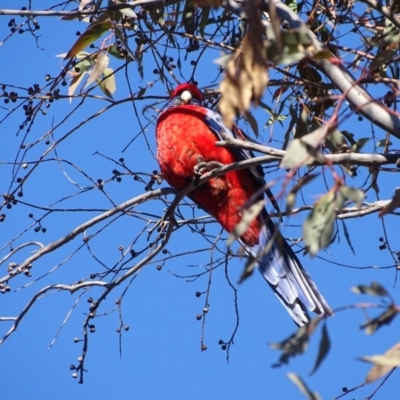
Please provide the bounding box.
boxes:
[194,160,224,175]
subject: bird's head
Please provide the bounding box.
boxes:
[169,83,203,106]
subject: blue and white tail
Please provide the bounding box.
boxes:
[243,219,333,326]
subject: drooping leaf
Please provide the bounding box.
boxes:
[74,57,93,74]
[280,123,337,169]
[286,173,318,214]
[370,49,397,71]
[107,44,126,60]
[352,137,371,152]
[182,0,196,35]
[287,373,322,400]
[227,199,266,246]
[280,138,326,169]
[84,52,110,88]
[64,22,112,59]
[379,187,400,217]
[351,282,389,297]
[267,25,315,65]
[114,27,135,61]
[360,305,399,335]
[325,129,347,153]
[303,190,336,256]
[340,220,355,255]
[242,112,259,138]
[68,71,87,102]
[303,185,363,256]
[339,186,364,207]
[199,7,211,37]
[310,323,330,375]
[219,5,268,128]
[376,138,392,148]
[270,318,320,367]
[98,68,116,99]
[360,342,400,383]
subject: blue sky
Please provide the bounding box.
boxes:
[0,2,399,399]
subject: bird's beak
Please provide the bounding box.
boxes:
[180,90,192,104]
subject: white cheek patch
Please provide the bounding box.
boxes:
[181,90,192,104]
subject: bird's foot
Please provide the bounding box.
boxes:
[194,160,224,176]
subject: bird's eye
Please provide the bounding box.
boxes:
[180,90,192,104]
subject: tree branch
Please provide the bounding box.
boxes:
[216,135,400,167]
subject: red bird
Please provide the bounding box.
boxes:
[156,83,332,325]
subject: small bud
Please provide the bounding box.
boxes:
[196,314,202,320]
[72,372,78,379]
[201,344,207,351]
[195,291,201,297]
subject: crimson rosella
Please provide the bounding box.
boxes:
[155,83,333,325]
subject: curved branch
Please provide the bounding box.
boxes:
[0,187,177,285]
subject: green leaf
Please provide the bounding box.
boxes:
[280,123,337,169]
[227,200,265,246]
[379,187,400,217]
[199,7,211,37]
[325,129,346,153]
[370,49,396,71]
[98,67,116,99]
[243,112,259,138]
[352,137,371,152]
[303,190,336,256]
[280,138,326,169]
[376,139,392,148]
[310,323,330,375]
[339,186,364,207]
[107,44,126,60]
[64,21,112,59]
[303,185,363,255]
[284,0,298,13]
[286,173,318,214]
[74,57,93,74]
